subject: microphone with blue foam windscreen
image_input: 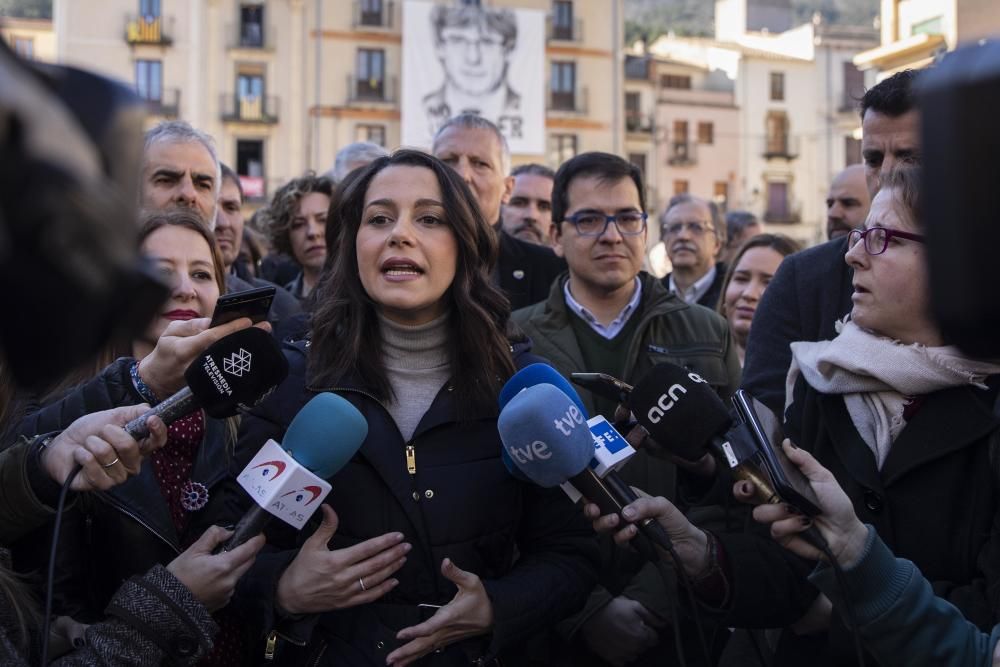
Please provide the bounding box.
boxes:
[498,363,587,481]
[220,392,368,551]
[498,383,673,559]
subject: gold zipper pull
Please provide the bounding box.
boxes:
[264,631,278,661]
[405,445,416,475]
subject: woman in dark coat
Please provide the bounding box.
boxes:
[589,166,1000,666]
[228,149,599,666]
[10,210,269,665]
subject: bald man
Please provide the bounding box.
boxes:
[825,164,870,241]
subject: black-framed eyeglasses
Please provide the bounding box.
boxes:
[564,211,648,237]
[847,226,925,256]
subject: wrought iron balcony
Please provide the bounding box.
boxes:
[220,94,279,124]
[125,14,173,45]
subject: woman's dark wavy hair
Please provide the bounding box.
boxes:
[308,149,515,412]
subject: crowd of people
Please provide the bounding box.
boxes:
[2,46,999,667]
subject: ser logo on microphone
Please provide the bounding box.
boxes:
[646,372,707,424]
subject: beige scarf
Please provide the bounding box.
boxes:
[785,320,1000,470]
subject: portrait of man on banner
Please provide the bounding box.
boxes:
[423,5,522,139]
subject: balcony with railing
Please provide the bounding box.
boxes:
[353,0,394,29]
[760,135,800,159]
[227,21,274,50]
[763,199,802,224]
[625,111,653,133]
[125,14,173,45]
[220,94,279,124]
[547,16,582,42]
[547,85,588,114]
[347,75,397,105]
[144,88,180,118]
[667,141,697,166]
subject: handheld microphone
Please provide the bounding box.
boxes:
[220,392,369,551]
[628,363,785,506]
[498,383,673,559]
[498,363,588,481]
[124,327,288,440]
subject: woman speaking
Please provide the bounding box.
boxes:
[230,150,598,666]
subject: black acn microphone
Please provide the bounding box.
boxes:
[629,362,786,506]
[124,327,288,439]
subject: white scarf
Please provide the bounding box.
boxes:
[785,320,1000,470]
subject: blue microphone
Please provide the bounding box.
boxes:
[498,364,586,480]
[220,392,368,551]
[499,384,673,558]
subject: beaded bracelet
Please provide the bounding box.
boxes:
[130,359,160,405]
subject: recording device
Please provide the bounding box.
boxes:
[498,383,673,558]
[123,327,289,440]
[731,390,821,516]
[221,392,368,551]
[0,44,168,389]
[209,286,276,327]
[570,372,633,404]
[629,362,821,514]
[920,39,1000,357]
[498,363,588,482]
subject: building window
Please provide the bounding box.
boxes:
[842,62,864,110]
[845,136,862,166]
[552,1,574,40]
[551,61,576,111]
[673,180,689,195]
[550,133,577,166]
[660,74,691,90]
[461,0,481,6]
[13,37,34,59]
[237,72,265,119]
[356,48,385,100]
[673,120,689,143]
[356,124,387,147]
[713,181,729,211]
[135,59,162,102]
[697,121,714,144]
[359,0,384,26]
[239,4,264,47]
[237,140,265,200]
[139,0,160,19]
[765,110,789,156]
[765,181,789,222]
[628,152,646,177]
[770,72,785,101]
[625,91,642,131]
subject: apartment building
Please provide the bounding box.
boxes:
[855,0,1000,78]
[649,0,876,245]
[0,14,55,61]
[49,0,623,207]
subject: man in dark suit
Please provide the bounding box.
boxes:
[742,70,921,414]
[660,194,727,310]
[433,113,565,310]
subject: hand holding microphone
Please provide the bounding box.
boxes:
[38,405,167,491]
[137,316,270,400]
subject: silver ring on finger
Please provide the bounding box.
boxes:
[359,577,367,591]
[102,456,120,469]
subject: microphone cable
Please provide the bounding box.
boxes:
[39,462,83,667]
[649,540,713,667]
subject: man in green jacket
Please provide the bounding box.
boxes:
[512,151,740,666]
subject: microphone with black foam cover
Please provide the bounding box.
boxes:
[498,363,588,481]
[498,383,672,560]
[628,362,785,506]
[220,392,369,552]
[124,327,288,440]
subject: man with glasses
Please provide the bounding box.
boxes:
[660,194,728,309]
[513,152,739,666]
